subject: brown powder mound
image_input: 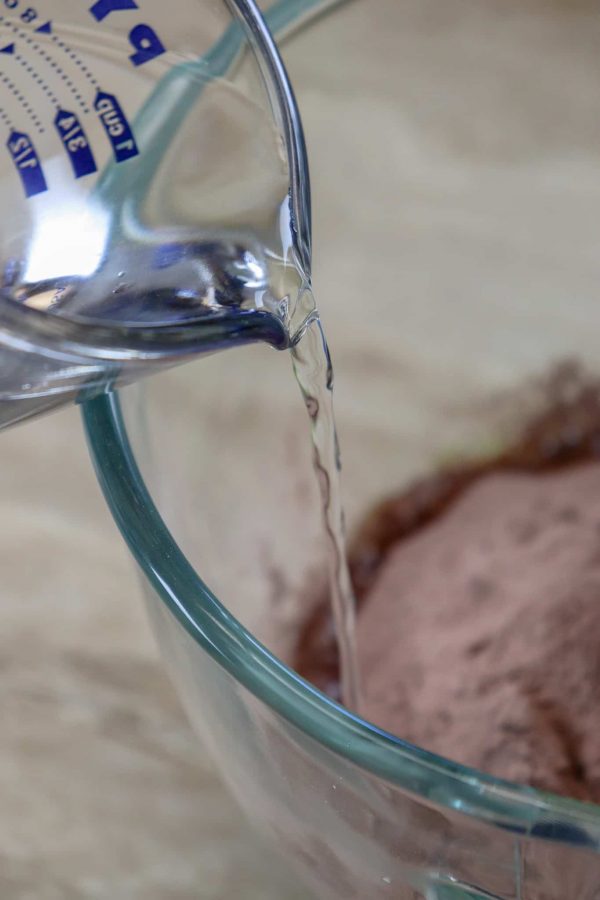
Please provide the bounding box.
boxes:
[293,364,600,801]
[358,464,600,802]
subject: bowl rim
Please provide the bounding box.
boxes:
[83,389,600,849]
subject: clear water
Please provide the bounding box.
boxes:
[0,233,290,427]
[291,303,361,711]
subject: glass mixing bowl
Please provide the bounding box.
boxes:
[83,0,600,897]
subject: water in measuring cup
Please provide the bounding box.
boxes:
[0,232,288,428]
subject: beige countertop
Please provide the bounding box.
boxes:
[0,404,307,899]
[3,0,600,897]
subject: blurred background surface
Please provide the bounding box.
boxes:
[3,0,600,896]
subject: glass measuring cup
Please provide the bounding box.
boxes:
[0,0,332,428]
[83,0,600,897]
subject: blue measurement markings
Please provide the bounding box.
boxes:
[54,108,97,178]
[6,128,47,196]
[0,17,89,111]
[2,42,60,109]
[0,5,153,192]
[48,24,99,93]
[0,30,98,188]
[94,90,138,163]
[0,69,43,131]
